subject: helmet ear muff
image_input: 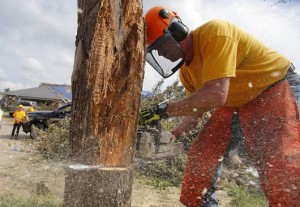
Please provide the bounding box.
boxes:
[158,9,188,42]
[169,20,189,42]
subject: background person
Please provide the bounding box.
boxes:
[11,105,27,139]
[140,6,300,207]
[27,103,35,113]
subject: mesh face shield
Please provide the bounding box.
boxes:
[146,33,185,78]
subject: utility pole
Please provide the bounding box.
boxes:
[63,0,144,206]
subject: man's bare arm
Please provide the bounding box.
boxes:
[167,78,230,117]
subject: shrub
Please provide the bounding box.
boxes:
[34,118,70,160]
[134,155,187,189]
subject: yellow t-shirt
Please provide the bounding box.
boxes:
[27,106,34,113]
[179,20,290,107]
[13,110,27,123]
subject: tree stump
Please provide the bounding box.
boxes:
[64,165,132,207]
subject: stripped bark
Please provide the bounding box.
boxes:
[70,0,144,165]
[64,0,144,206]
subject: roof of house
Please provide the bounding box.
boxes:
[3,86,69,101]
[49,85,72,100]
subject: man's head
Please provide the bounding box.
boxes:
[18,105,23,110]
[145,6,189,78]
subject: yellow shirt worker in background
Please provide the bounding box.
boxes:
[140,6,300,207]
[27,104,35,113]
[11,105,27,139]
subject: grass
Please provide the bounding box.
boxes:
[0,194,62,207]
[225,182,268,207]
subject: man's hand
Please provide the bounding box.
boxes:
[139,107,161,125]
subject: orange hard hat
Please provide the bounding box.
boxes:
[145,6,177,46]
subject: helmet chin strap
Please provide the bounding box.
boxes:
[180,32,193,66]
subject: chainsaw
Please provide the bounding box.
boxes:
[136,120,174,154]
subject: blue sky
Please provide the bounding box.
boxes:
[0,0,299,91]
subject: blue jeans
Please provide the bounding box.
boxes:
[200,163,222,207]
[286,64,300,113]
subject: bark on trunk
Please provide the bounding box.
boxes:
[64,0,144,206]
[70,0,144,165]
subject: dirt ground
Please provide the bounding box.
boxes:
[0,113,230,207]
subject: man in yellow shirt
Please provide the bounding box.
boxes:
[11,104,27,139]
[27,104,35,113]
[141,6,300,207]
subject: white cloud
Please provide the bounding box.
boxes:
[0,0,76,91]
[0,80,32,91]
[0,68,7,79]
[24,57,46,72]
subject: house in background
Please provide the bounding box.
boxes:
[2,83,71,109]
[39,83,72,101]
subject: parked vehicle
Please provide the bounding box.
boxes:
[8,100,38,117]
[24,103,71,138]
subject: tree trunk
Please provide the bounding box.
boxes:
[64,0,144,206]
